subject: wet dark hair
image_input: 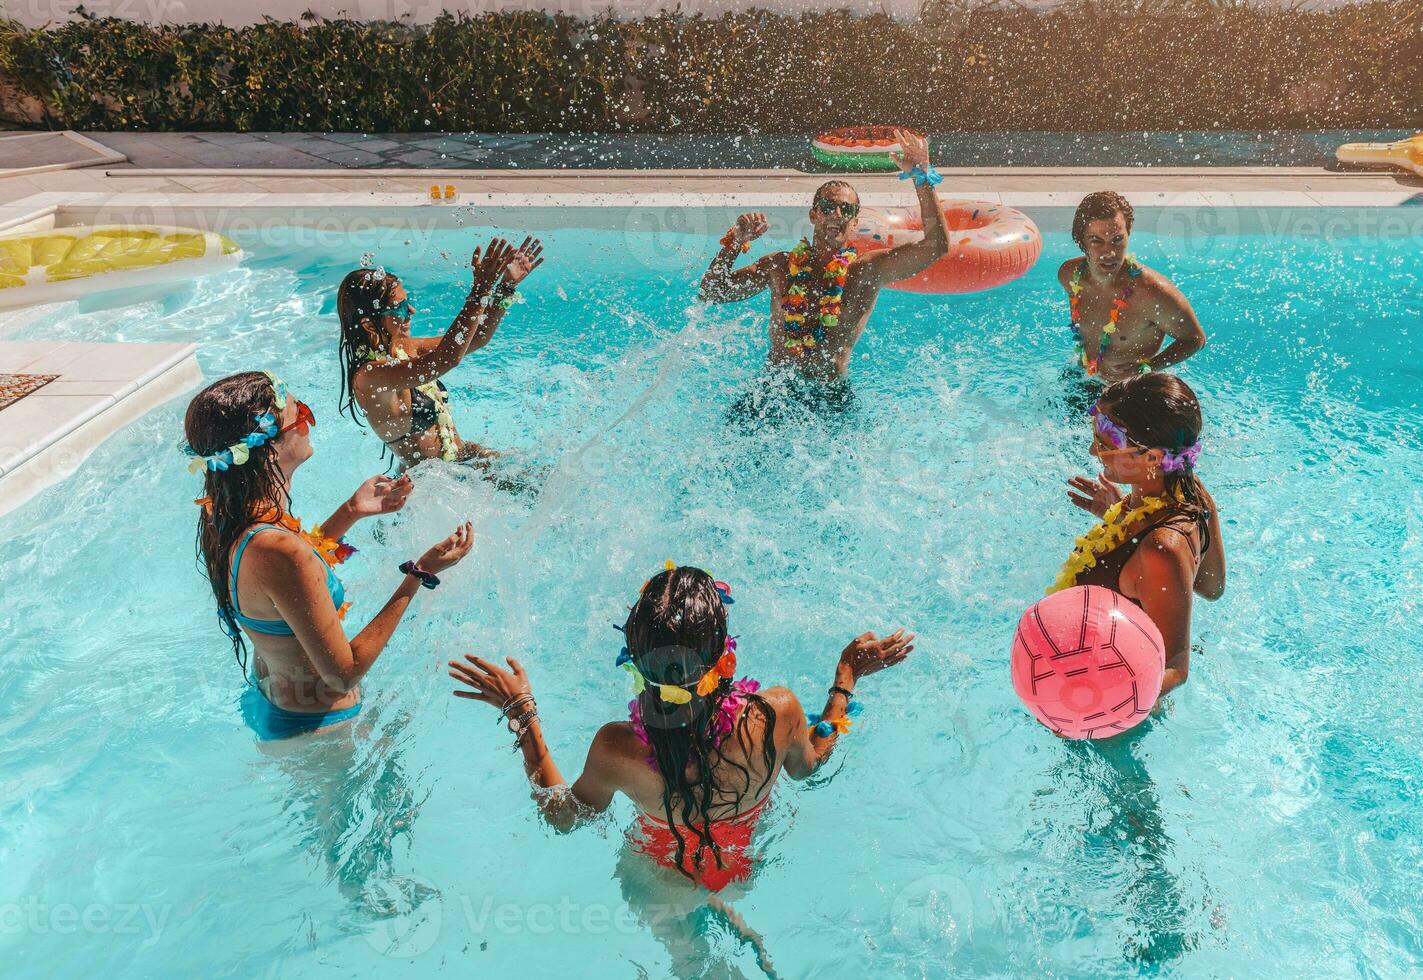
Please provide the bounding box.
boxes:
[813,179,858,204]
[336,268,398,427]
[1072,191,1134,249]
[1098,372,1213,555]
[623,566,777,882]
[183,371,290,676]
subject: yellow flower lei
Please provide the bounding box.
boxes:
[1047,494,1171,595]
[363,347,458,462]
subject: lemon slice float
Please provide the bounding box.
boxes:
[0,226,242,309]
[1334,133,1423,178]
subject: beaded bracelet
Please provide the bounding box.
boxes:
[720,229,750,254]
[508,707,539,749]
[399,560,440,590]
[498,694,536,722]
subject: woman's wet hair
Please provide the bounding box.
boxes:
[1072,190,1134,249]
[623,567,777,882]
[1098,371,1213,554]
[183,371,290,676]
[336,268,396,427]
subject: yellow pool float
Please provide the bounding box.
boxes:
[1334,133,1423,178]
[0,225,242,309]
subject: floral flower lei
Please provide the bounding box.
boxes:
[194,499,358,568]
[255,511,354,620]
[616,562,759,765]
[182,370,286,473]
[1047,493,1172,594]
[782,240,855,356]
[1068,255,1142,376]
[194,500,355,619]
[361,347,458,462]
[629,678,763,762]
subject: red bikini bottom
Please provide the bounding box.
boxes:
[632,795,770,892]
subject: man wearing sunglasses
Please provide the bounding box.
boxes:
[699,129,949,385]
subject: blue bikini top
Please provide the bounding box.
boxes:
[229,525,346,637]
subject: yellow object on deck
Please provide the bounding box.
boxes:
[0,226,242,308]
[1334,133,1423,178]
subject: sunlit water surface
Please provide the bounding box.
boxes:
[1,212,1420,977]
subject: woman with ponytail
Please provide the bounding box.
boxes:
[336,236,543,471]
[185,370,474,739]
[447,565,912,891]
[1057,372,1227,701]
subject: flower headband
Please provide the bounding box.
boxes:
[182,371,288,474]
[616,561,737,704]
[1089,400,1202,472]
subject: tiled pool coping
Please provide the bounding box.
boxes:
[0,341,200,517]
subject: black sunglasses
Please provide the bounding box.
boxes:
[814,199,860,219]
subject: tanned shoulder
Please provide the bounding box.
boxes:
[1134,264,1192,316]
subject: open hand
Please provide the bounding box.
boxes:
[838,629,914,681]
[500,236,544,289]
[419,521,474,573]
[347,473,413,517]
[1066,473,1123,518]
[469,237,516,298]
[889,129,930,174]
[449,654,532,709]
[732,212,769,245]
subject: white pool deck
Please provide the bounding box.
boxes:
[0,340,200,517]
[0,130,1419,514]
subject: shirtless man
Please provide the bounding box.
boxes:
[1059,191,1207,392]
[699,130,949,386]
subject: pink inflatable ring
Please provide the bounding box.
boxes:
[850,200,1042,294]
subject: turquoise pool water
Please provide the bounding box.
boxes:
[1,210,1420,977]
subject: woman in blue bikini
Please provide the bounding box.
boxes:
[184,370,474,739]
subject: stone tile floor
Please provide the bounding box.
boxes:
[80,129,1420,171]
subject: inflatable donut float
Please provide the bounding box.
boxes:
[811,126,925,172]
[850,201,1042,294]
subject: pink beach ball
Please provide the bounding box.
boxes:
[1010,585,1165,739]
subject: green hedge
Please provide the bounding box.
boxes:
[1,3,1419,132]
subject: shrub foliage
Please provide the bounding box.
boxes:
[1,2,1419,132]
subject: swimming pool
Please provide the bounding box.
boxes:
[1,207,1420,977]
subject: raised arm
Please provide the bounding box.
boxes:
[782,629,914,779]
[1144,275,1206,371]
[855,130,950,288]
[260,522,473,694]
[700,212,777,304]
[449,656,619,833]
[464,237,545,355]
[319,473,413,540]
[357,239,518,392]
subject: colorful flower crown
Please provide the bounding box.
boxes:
[616,561,737,704]
[1160,443,1203,473]
[182,370,287,474]
[1090,401,1202,472]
